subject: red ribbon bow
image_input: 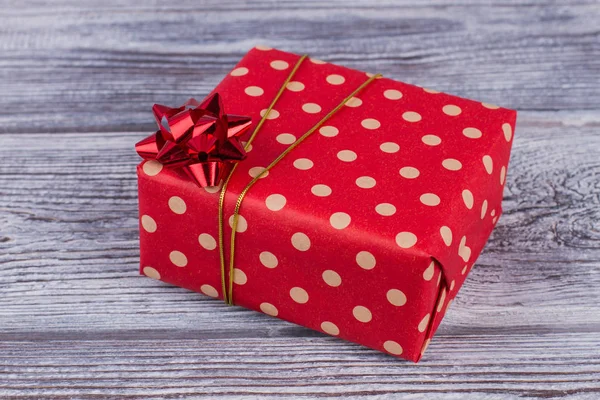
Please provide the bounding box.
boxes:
[135,93,252,187]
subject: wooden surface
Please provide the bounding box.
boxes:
[1,1,599,398]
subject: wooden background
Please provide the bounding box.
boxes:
[1,0,599,398]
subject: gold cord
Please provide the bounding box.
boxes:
[218,55,308,303]
[223,71,382,305]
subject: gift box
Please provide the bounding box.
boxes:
[136,46,516,362]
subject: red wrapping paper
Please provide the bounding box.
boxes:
[137,47,516,362]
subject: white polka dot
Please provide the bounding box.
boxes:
[198,233,217,250]
[356,251,376,270]
[462,265,468,275]
[502,123,513,142]
[311,184,332,197]
[383,89,403,100]
[330,212,351,230]
[437,288,447,312]
[290,287,309,303]
[259,251,278,269]
[302,103,321,113]
[270,60,289,70]
[255,45,272,51]
[310,58,326,64]
[463,127,482,139]
[337,150,357,162]
[326,74,345,85]
[493,216,499,224]
[423,261,435,281]
[481,200,488,219]
[204,185,222,194]
[143,266,160,280]
[345,97,362,107]
[423,88,440,94]
[418,313,431,332]
[491,209,496,217]
[443,104,462,116]
[245,86,264,97]
[482,155,494,174]
[355,176,376,189]
[361,118,381,130]
[248,166,269,179]
[383,340,403,355]
[260,302,278,316]
[375,203,396,216]
[422,135,441,146]
[420,193,441,206]
[233,268,247,285]
[482,102,499,109]
[200,284,218,298]
[293,158,314,170]
[387,289,407,306]
[168,196,186,214]
[230,67,248,76]
[462,189,474,209]
[402,111,422,122]
[141,215,157,233]
[322,270,342,287]
[500,166,507,185]
[440,226,452,246]
[396,232,418,249]
[142,160,163,176]
[276,133,296,144]
[321,321,340,336]
[291,232,310,251]
[286,81,305,91]
[399,166,420,179]
[169,251,187,267]
[459,236,471,263]
[228,214,248,233]
[260,109,279,120]
[353,306,372,323]
[319,126,339,137]
[265,194,286,211]
[380,142,400,153]
[442,159,462,171]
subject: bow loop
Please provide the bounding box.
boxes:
[136,93,252,187]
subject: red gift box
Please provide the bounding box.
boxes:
[136,47,516,362]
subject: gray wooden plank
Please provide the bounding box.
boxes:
[0,1,599,134]
[1,112,599,398]
[0,334,599,399]
[1,0,599,398]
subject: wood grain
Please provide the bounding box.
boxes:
[1,0,599,398]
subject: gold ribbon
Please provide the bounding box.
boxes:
[218,54,382,305]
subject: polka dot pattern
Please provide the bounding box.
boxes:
[361,118,381,130]
[141,215,157,233]
[230,67,249,76]
[356,251,376,270]
[265,194,286,211]
[198,233,217,250]
[353,306,372,323]
[168,196,186,214]
[259,251,278,268]
[321,321,340,336]
[137,48,516,362]
[330,212,351,229]
[201,284,218,298]
[143,266,160,280]
[260,302,278,316]
[322,270,342,287]
[142,160,163,176]
[290,287,309,303]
